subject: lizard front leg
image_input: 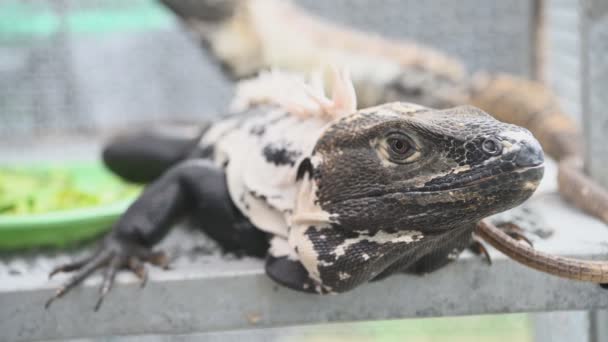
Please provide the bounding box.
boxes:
[47,159,267,310]
[46,161,190,310]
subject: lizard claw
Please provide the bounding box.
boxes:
[48,253,96,279]
[94,256,122,311]
[127,257,149,288]
[146,250,171,270]
[469,234,492,265]
[45,236,170,311]
[45,249,113,310]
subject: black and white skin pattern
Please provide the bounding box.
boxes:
[46,69,544,308]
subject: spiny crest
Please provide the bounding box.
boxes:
[231,67,357,120]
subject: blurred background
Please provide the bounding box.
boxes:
[0,0,601,341]
[0,0,582,141]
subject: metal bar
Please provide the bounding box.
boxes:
[581,0,608,186]
[532,311,592,342]
[545,0,584,120]
[579,2,608,341]
[4,249,608,342]
[590,310,608,342]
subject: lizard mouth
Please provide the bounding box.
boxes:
[335,163,545,203]
[408,163,545,194]
[461,164,543,191]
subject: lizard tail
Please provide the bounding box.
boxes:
[476,220,608,283]
[468,72,581,161]
[557,157,608,224]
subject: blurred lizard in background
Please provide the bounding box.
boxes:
[160,0,608,225]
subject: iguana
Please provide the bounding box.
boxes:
[47,69,548,309]
[45,0,608,309]
[159,0,608,224]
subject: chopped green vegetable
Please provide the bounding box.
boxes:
[0,167,140,216]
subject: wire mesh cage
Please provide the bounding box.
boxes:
[0,0,233,139]
[0,0,542,140]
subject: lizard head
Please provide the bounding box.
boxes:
[303,102,544,233]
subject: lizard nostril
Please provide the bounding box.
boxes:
[481,138,502,156]
[515,141,544,167]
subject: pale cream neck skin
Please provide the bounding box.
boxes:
[210,68,358,270]
[231,66,357,120]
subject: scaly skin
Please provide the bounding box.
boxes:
[160,0,608,282]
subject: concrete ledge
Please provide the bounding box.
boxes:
[2,160,608,341]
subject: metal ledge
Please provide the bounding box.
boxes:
[2,158,608,341]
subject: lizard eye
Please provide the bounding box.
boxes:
[386,134,417,162]
[482,138,502,156]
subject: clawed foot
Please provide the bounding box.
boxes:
[495,222,534,247]
[470,222,534,265]
[45,235,170,311]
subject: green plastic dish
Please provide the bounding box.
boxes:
[0,162,140,250]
